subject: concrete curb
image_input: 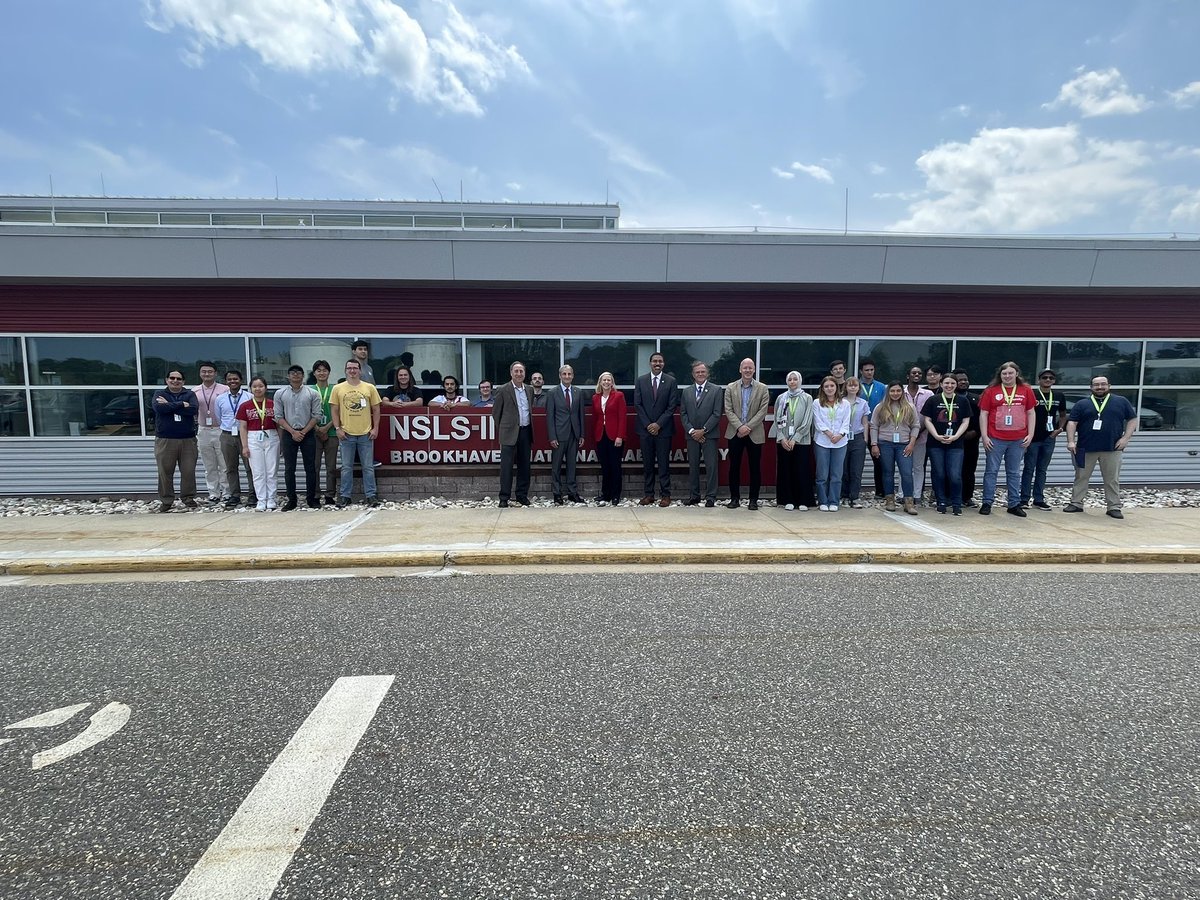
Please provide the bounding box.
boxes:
[5,547,1200,576]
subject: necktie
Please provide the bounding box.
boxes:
[653,376,659,399]
[696,385,702,401]
[565,387,571,407]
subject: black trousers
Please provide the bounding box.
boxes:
[597,435,623,501]
[726,435,761,501]
[280,430,318,501]
[640,429,672,497]
[962,436,980,502]
[499,425,532,501]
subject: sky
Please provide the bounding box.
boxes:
[2,0,1198,236]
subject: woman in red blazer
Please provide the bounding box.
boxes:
[591,371,627,505]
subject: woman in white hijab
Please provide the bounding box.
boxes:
[773,371,815,510]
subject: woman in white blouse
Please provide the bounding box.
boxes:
[812,375,850,511]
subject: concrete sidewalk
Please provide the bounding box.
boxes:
[0,500,1197,576]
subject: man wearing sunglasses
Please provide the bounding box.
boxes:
[152,370,199,513]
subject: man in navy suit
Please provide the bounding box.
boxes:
[544,364,586,505]
[633,352,679,507]
[680,361,724,507]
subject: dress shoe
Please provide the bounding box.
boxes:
[366,497,381,508]
[1106,508,1124,519]
[1007,505,1027,517]
[704,499,715,508]
[964,499,978,508]
[748,500,759,510]
[1032,501,1052,510]
[281,499,298,512]
[568,494,585,504]
[307,499,321,509]
[516,497,531,507]
[553,495,564,505]
[639,496,655,506]
[335,497,349,509]
[726,499,740,509]
[155,502,172,513]
[979,503,992,515]
[684,498,701,506]
[182,498,198,509]
[1062,503,1084,512]
[594,495,606,503]
[611,498,620,506]
[224,498,240,509]
[498,499,509,508]
[323,495,335,506]
[658,497,671,508]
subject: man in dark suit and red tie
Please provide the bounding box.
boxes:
[633,351,679,507]
[544,364,586,505]
[492,360,534,508]
[680,360,724,508]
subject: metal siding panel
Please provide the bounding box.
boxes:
[452,240,669,282]
[1093,248,1200,288]
[211,235,456,280]
[0,235,219,279]
[666,243,888,284]
[882,245,1098,286]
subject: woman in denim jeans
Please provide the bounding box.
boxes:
[812,376,850,512]
[840,377,871,508]
[870,382,920,515]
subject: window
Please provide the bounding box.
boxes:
[140,337,247,385]
[31,389,145,437]
[415,215,461,227]
[1139,388,1200,431]
[160,213,211,225]
[55,211,107,224]
[263,215,313,226]
[0,337,24,385]
[564,339,653,386]
[857,339,951,384]
[954,340,1048,384]
[211,214,262,226]
[563,218,603,229]
[0,389,29,436]
[250,337,355,387]
[364,215,415,227]
[515,217,562,229]
[0,209,52,223]
[466,339,559,391]
[107,212,158,225]
[1050,340,1142,386]
[658,339,755,385]
[464,216,512,228]
[361,338,462,390]
[1143,342,1200,386]
[27,336,137,386]
[760,339,854,387]
[313,215,363,227]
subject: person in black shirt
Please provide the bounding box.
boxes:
[1019,369,1067,510]
[921,374,972,515]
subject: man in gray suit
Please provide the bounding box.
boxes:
[680,360,723,508]
[723,357,770,510]
[634,351,679,507]
[544,364,586,505]
[492,360,534,508]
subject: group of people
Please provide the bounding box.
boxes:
[151,345,1139,519]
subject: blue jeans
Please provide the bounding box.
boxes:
[983,437,1024,508]
[927,441,964,508]
[338,432,377,500]
[814,443,847,507]
[877,440,913,499]
[1020,436,1056,504]
[841,432,866,500]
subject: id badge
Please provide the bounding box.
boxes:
[787,425,795,438]
[1004,414,1013,426]
[173,414,182,423]
[359,398,368,409]
[258,430,266,443]
[205,416,213,426]
[319,414,328,425]
[1046,416,1053,431]
[892,432,901,443]
[1093,419,1102,431]
[945,425,954,437]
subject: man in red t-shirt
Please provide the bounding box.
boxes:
[977,361,1036,517]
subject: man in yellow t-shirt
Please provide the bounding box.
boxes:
[330,360,382,508]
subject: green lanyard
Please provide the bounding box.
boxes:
[1091,394,1110,416]
[1037,388,1054,412]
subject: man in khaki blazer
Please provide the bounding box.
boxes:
[723,357,770,509]
[492,361,535,507]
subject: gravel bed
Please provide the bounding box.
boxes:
[0,486,1197,516]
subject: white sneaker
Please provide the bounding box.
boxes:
[796,505,808,511]
[784,503,795,511]
[255,502,267,512]
[830,505,839,512]
[819,504,830,511]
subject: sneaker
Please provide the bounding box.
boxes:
[266,502,277,511]
[155,502,172,513]
[1007,505,1027,518]
[307,499,321,509]
[182,498,198,509]
[366,497,381,508]
[937,505,946,514]
[784,503,795,511]
[323,495,335,506]
[819,504,830,511]
[1032,501,1052,510]
[795,505,808,511]
[335,497,349,509]
[224,498,240,509]
[255,502,267,512]
[952,507,962,516]
[829,505,839,512]
[281,499,298,512]
[979,503,992,515]
[848,500,862,509]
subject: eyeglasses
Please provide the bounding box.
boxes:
[167,376,183,381]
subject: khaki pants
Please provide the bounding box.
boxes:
[197,426,226,499]
[315,430,340,498]
[155,437,198,503]
[1070,450,1123,510]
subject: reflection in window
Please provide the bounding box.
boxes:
[0,336,24,385]
[1050,341,1142,385]
[27,337,137,386]
[955,341,1047,384]
[361,338,462,390]
[857,340,951,384]
[1143,342,1200,386]
[1139,389,1200,431]
[658,339,755,385]
[759,340,854,386]
[0,389,29,436]
[466,339,560,391]
[564,339,654,386]
[250,337,355,387]
[32,389,146,436]
[140,337,247,385]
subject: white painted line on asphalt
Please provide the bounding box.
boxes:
[886,512,977,547]
[6,702,90,730]
[308,511,374,552]
[169,675,394,900]
[32,702,130,770]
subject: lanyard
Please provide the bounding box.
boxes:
[1000,383,1018,406]
[890,405,903,425]
[199,383,218,413]
[226,391,245,416]
[822,402,838,425]
[1037,388,1054,412]
[252,397,268,424]
[786,397,798,424]
[941,394,956,423]
[1091,394,1110,416]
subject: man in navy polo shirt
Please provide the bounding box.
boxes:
[151,370,199,513]
[1063,376,1137,519]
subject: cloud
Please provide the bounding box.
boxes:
[892,124,1152,233]
[1044,67,1149,117]
[577,120,666,177]
[506,181,522,191]
[1167,81,1200,108]
[868,162,887,175]
[145,0,530,116]
[1168,190,1200,225]
[771,166,795,180]
[790,161,833,183]
[308,135,477,197]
